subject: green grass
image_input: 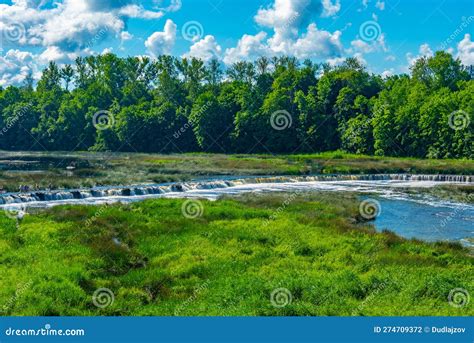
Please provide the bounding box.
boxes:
[0,150,473,192]
[289,151,474,174]
[0,193,472,316]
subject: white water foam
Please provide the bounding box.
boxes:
[0,176,471,211]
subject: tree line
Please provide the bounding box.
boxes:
[0,52,472,158]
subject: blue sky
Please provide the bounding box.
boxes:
[0,0,473,86]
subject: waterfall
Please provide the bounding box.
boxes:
[0,174,472,205]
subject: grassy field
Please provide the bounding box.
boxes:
[0,150,473,192]
[1,192,472,316]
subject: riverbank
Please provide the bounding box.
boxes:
[404,185,474,204]
[1,193,472,316]
[1,150,473,192]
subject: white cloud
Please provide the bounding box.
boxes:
[419,43,433,57]
[83,0,164,19]
[145,19,177,57]
[293,24,343,59]
[153,0,182,12]
[321,0,341,17]
[0,0,167,52]
[254,0,318,30]
[101,47,113,54]
[350,33,387,55]
[224,32,270,65]
[119,31,133,51]
[375,1,385,10]
[406,43,433,68]
[457,34,474,66]
[376,33,388,52]
[36,4,125,50]
[353,52,367,66]
[351,39,374,53]
[224,0,344,65]
[182,35,222,62]
[381,68,394,78]
[254,0,323,53]
[326,56,346,67]
[38,45,77,64]
[118,4,163,19]
[11,0,51,8]
[0,49,39,87]
[223,23,343,65]
[121,31,134,42]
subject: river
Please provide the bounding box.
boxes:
[0,174,472,247]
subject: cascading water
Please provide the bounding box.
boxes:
[1,173,472,247]
[0,174,472,206]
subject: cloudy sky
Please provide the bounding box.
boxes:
[0,0,473,86]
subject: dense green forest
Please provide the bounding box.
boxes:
[0,51,472,158]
